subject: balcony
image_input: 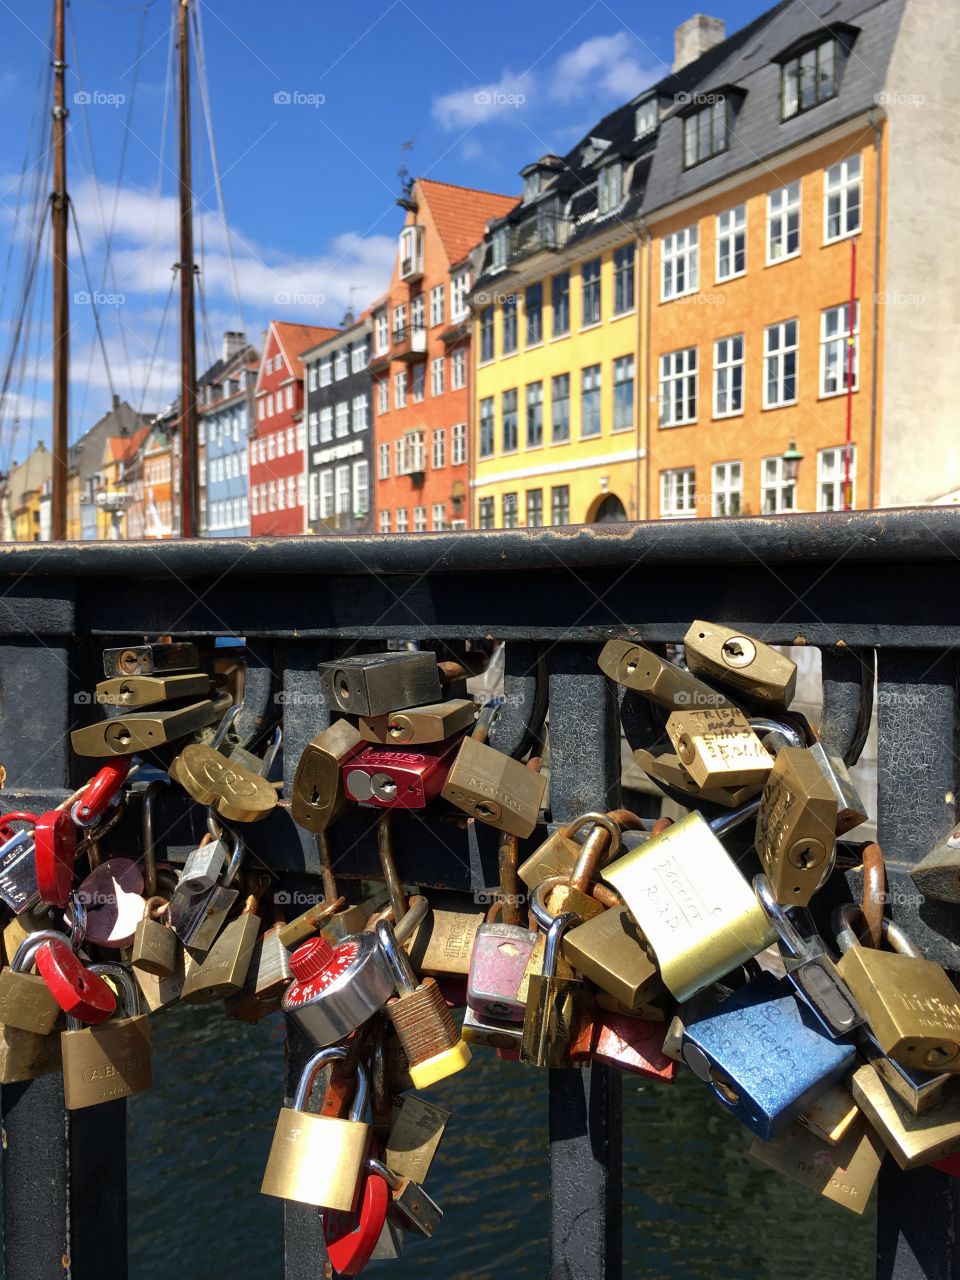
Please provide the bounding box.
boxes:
[399,225,425,281]
[392,325,427,362]
[509,207,571,263]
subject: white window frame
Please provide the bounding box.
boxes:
[451,349,466,390]
[308,471,319,521]
[431,428,446,469]
[820,302,860,398]
[352,393,369,432]
[659,347,698,427]
[335,465,351,517]
[379,510,391,533]
[817,444,857,511]
[320,358,332,387]
[713,334,745,418]
[431,357,445,397]
[396,508,408,534]
[716,205,746,282]
[353,461,369,515]
[763,319,799,409]
[395,371,407,408]
[450,270,470,321]
[378,442,390,480]
[320,471,334,519]
[761,455,796,514]
[824,154,862,244]
[597,162,623,215]
[452,422,466,466]
[413,505,427,533]
[319,407,333,442]
[711,461,742,516]
[335,402,349,437]
[375,311,388,354]
[661,225,699,301]
[661,468,697,519]
[431,502,446,530]
[430,284,445,327]
[377,380,388,415]
[767,182,802,264]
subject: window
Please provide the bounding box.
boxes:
[479,397,495,458]
[257,398,265,421]
[411,295,425,333]
[297,474,306,510]
[581,259,601,326]
[306,472,318,521]
[764,320,799,408]
[379,510,391,534]
[333,350,347,384]
[820,302,859,396]
[480,307,495,363]
[393,304,407,338]
[297,422,305,451]
[287,475,296,508]
[526,284,543,347]
[399,431,426,475]
[661,467,697,518]
[395,371,407,408]
[818,444,856,511]
[491,227,508,270]
[375,311,389,354]
[712,461,742,516]
[431,357,445,397]
[320,358,332,387]
[432,502,446,530]
[451,349,466,390]
[526,489,544,527]
[274,435,284,461]
[502,492,519,529]
[378,442,390,479]
[413,506,427,533]
[683,99,727,167]
[266,394,274,418]
[319,407,333,442]
[552,273,570,336]
[551,485,570,525]
[353,393,369,432]
[716,205,746,281]
[659,347,698,426]
[526,382,543,448]
[502,389,518,453]
[613,356,634,430]
[354,461,369,515]
[400,225,422,277]
[267,434,276,460]
[767,182,801,262]
[552,374,570,443]
[762,455,796,513]
[614,244,635,314]
[286,426,295,453]
[714,335,745,417]
[824,154,862,242]
[395,439,404,474]
[396,508,408,534]
[662,226,698,300]
[524,170,541,202]
[478,497,495,529]
[412,365,425,403]
[597,162,622,215]
[308,365,318,392]
[635,98,658,137]
[276,480,285,511]
[581,365,602,437]
[502,297,518,355]
[451,270,470,321]
[285,384,294,410]
[377,380,388,415]
[452,422,466,466]
[432,428,446,469]
[351,342,367,373]
[252,485,260,516]
[430,285,445,327]
[782,38,837,119]
[335,402,349,437]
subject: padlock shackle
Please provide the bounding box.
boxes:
[832,903,922,958]
[364,1156,401,1191]
[203,815,244,887]
[530,877,566,931]
[748,717,805,751]
[376,811,406,928]
[752,875,810,959]
[543,911,582,975]
[709,796,761,839]
[210,702,242,752]
[11,928,72,974]
[88,962,141,1019]
[293,1046,370,1120]
[139,780,166,898]
[375,918,419,996]
[567,815,623,891]
[259,725,283,778]
[67,890,87,949]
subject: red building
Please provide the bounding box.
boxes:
[250,320,336,536]
[371,179,517,533]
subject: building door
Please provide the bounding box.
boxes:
[592,494,627,523]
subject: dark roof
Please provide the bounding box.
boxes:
[69,400,152,481]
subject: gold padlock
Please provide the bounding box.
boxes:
[683,620,797,710]
[633,749,756,808]
[562,905,666,1010]
[851,1061,960,1169]
[70,699,221,756]
[543,814,625,922]
[665,707,773,790]
[756,747,837,906]
[750,1117,884,1214]
[94,672,211,709]
[441,736,546,838]
[519,811,622,889]
[359,698,477,745]
[291,720,362,833]
[61,965,152,1110]
[170,743,277,823]
[598,639,734,711]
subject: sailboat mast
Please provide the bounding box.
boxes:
[50,0,69,539]
[177,0,198,537]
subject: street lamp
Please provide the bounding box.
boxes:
[781,437,804,485]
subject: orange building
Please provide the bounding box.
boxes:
[372,178,517,532]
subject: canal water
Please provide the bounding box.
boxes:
[128,1002,874,1279]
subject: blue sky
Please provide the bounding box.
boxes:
[0,0,768,462]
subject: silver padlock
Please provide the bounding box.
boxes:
[282,930,395,1046]
[365,1156,443,1237]
[0,826,41,916]
[168,815,242,953]
[808,742,867,834]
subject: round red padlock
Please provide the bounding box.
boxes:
[72,760,131,827]
[323,1158,389,1276]
[33,938,117,1023]
[34,810,78,908]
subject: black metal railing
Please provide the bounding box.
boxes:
[1,506,960,1280]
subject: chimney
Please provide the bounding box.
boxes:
[673,14,725,72]
[112,393,121,412]
[221,330,246,363]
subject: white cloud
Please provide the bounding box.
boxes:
[432,69,533,129]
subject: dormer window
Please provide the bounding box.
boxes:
[634,99,658,138]
[524,171,541,202]
[682,97,729,169]
[399,226,424,279]
[597,162,623,215]
[491,227,508,270]
[782,38,837,118]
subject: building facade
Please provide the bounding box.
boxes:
[250,321,335,537]
[372,178,517,534]
[199,332,258,538]
[68,398,151,539]
[302,313,373,535]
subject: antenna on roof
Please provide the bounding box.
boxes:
[397,143,417,211]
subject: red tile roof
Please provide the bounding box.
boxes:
[106,424,150,463]
[274,322,339,378]
[418,179,519,265]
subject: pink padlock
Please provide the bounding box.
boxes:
[466,910,538,1023]
[67,858,145,949]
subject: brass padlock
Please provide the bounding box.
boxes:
[542,815,624,922]
[94,672,211,709]
[910,821,960,905]
[756,747,837,906]
[0,1020,63,1084]
[359,698,477,745]
[562,906,666,1010]
[441,737,546,838]
[520,911,590,1069]
[750,1118,884,1214]
[598,639,733,711]
[61,964,152,1109]
[683,620,797,710]
[665,707,773,790]
[319,652,443,717]
[385,1094,450,1185]
[834,905,960,1074]
[261,1048,371,1209]
[181,893,262,1002]
[519,810,632,890]
[170,742,278,823]
[633,749,756,808]
[291,720,363,833]
[0,930,68,1033]
[851,1061,960,1169]
[797,1083,860,1145]
[131,896,179,978]
[601,809,776,1001]
[70,699,220,756]
[102,641,200,678]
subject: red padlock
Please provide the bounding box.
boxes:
[33,938,117,1023]
[571,1009,678,1081]
[342,738,462,810]
[72,760,131,827]
[323,1156,389,1276]
[34,810,78,908]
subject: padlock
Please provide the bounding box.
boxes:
[181,892,263,1001]
[131,896,179,978]
[807,741,867,835]
[323,1159,389,1277]
[753,876,863,1038]
[283,931,394,1046]
[343,738,462,810]
[598,639,734,711]
[682,620,797,709]
[834,904,960,1074]
[359,698,477,745]
[665,707,774,790]
[261,1047,372,1209]
[95,672,211,708]
[467,904,538,1023]
[0,817,42,915]
[861,1034,957,1115]
[542,814,625,922]
[441,736,547,838]
[34,809,78,909]
[70,759,132,827]
[562,904,666,1011]
[680,970,856,1138]
[365,1157,443,1237]
[601,808,775,1001]
[571,1008,677,1081]
[461,1005,525,1053]
[61,963,152,1109]
[103,640,200,678]
[520,910,590,1069]
[400,894,484,981]
[376,918,471,1088]
[749,1118,885,1215]
[168,821,243,952]
[249,915,292,1001]
[0,930,68,1033]
[35,936,118,1023]
[319,651,443,717]
[910,821,960,905]
[70,698,221,756]
[291,720,364,833]
[595,992,672,1023]
[755,748,837,906]
[633,749,756,808]
[851,1061,960,1169]
[0,1019,63,1084]
[70,857,146,950]
[518,811,617,890]
[796,1083,861,1145]
[134,955,187,1015]
[385,1094,450,1185]
[169,742,277,823]
[516,880,578,1008]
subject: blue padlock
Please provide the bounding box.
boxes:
[680,970,856,1139]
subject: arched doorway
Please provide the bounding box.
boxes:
[591,494,628,523]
